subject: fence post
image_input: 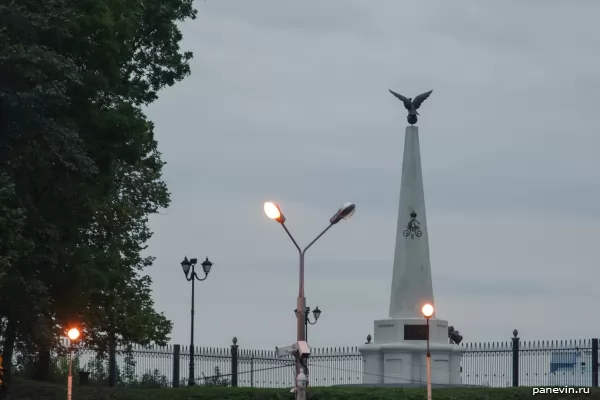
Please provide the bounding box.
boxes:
[173,344,181,388]
[231,337,239,387]
[511,329,519,387]
[108,341,117,387]
[592,338,598,387]
[250,356,254,388]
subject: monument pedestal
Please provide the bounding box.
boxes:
[359,317,464,385]
[359,122,464,385]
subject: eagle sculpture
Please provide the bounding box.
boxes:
[388,89,433,125]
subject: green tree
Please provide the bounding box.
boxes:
[0,0,97,369]
[50,107,172,353]
[0,174,29,280]
[0,0,196,371]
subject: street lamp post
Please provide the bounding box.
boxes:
[294,306,322,342]
[181,256,213,386]
[264,201,355,400]
[66,328,81,400]
[422,303,434,400]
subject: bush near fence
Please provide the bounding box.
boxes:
[9,380,600,400]
[12,344,172,388]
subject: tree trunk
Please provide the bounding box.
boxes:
[33,349,50,381]
[2,317,17,382]
[108,333,117,387]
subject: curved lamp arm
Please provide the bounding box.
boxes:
[184,264,210,282]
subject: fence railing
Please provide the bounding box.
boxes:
[460,332,599,387]
[13,332,600,388]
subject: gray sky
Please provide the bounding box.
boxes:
[142,0,600,351]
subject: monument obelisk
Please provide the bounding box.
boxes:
[388,123,434,320]
[358,89,464,386]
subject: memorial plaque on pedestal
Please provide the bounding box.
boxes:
[404,324,428,340]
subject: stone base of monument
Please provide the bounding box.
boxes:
[358,317,465,385]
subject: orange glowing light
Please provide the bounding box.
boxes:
[264,202,281,220]
[67,328,80,341]
[421,303,434,318]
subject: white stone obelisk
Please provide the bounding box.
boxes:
[389,125,434,320]
[358,125,464,386]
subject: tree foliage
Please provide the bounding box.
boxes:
[0,0,195,367]
[0,174,29,280]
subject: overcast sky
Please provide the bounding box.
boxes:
[142,0,600,351]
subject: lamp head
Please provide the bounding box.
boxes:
[201,257,212,274]
[181,256,191,275]
[421,303,434,319]
[67,328,80,341]
[329,202,356,224]
[264,201,285,224]
[312,306,321,321]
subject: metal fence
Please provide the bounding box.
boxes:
[461,336,598,387]
[15,332,600,389]
[236,346,363,388]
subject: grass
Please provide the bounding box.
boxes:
[7,379,600,400]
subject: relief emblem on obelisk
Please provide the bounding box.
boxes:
[402,211,422,239]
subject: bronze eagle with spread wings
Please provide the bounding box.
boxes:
[388,89,433,125]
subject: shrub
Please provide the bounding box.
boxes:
[202,366,230,387]
[12,349,170,388]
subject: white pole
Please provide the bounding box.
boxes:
[296,382,306,400]
[426,354,432,400]
[426,318,432,400]
[67,349,73,400]
[296,370,307,400]
[296,253,306,400]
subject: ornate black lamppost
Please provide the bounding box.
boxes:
[181,256,213,386]
[294,306,322,342]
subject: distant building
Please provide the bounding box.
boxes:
[548,349,592,386]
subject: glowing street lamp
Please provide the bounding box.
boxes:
[264,201,355,400]
[67,328,80,341]
[66,327,81,400]
[422,304,434,400]
[264,202,285,223]
[422,304,434,319]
